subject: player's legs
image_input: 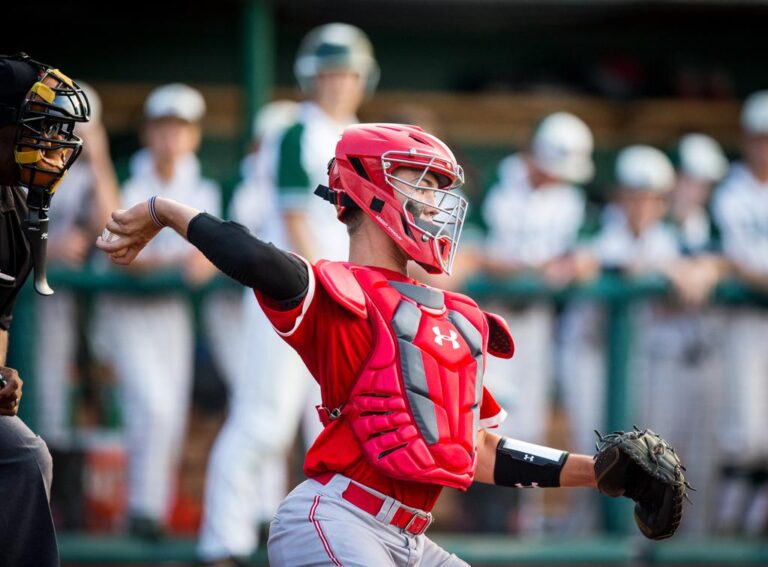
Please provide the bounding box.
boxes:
[727,311,768,534]
[112,299,194,525]
[198,419,262,560]
[198,289,254,560]
[718,310,768,461]
[268,476,455,567]
[268,480,396,567]
[199,294,314,560]
[558,301,606,534]
[634,308,722,534]
[713,309,768,533]
[0,416,59,566]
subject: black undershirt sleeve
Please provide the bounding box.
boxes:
[186,212,308,307]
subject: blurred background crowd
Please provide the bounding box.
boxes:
[5,0,768,564]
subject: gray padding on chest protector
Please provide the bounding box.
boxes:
[392,300,421,341]
[399,340,439,444]
[389,281,445,310]
[474,355,484,405]
[450,310,485,410]
[448,310,482,357]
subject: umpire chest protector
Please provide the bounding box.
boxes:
[316,261,514,490]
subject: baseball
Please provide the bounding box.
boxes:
[101,228,119,242]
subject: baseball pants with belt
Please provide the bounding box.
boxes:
[268,473,468,567]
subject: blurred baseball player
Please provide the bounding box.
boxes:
[711,91,768,535]
[197,100,301,566]
[558,145,682,533]
[633,135,729,533]
[479,112,593,532]
[279,23,379,262]
[95,83,221,540]
[197,25,380,566]
[0,52,90,566]
[96,123,618,566]
[671,134,729,255]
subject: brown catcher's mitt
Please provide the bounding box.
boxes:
[594,427,693,540]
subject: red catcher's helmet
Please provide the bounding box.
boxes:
[326,123,467,274]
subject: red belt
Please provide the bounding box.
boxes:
[314,474,434,536]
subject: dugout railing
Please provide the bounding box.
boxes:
[7,270,768,565]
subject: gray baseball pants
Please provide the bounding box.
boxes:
[268,474,468,567]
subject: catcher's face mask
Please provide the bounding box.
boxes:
[14,63,90,194]
[1,53,90,294]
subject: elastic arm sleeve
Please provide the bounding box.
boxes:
[187,212,308,303]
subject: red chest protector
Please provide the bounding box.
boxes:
[316,261,514,490]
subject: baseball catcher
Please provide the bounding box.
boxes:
[97,123,690,565]
[594,427,692,540]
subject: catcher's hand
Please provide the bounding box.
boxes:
[593,427,692,540]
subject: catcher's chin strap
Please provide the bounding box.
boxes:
[314,184,359,210]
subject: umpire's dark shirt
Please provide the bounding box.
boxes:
[0,184,32,331]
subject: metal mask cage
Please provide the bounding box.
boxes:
[381,149,468,274]
[14,68,90,194]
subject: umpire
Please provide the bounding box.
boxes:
[0,53,89,566]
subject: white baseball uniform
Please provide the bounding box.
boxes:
[480,153,585,534]
[558,205,681,533]
[482,154,585,445]
[95,149,220,523]
[711,162,768,462]
[707,162,768,534]
[198,101,354,561]
[636,207,726,534]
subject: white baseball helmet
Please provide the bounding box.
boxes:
[677,133,728,183]
[294,23,380,94]
[144,83,206,123]
[741,90,768,135]
[615,145,675,193]
[251,100,300,141]
[530,112,594,184]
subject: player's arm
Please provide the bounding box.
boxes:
[96,197,308,304]
[474,428,596,489]
[82,123,121,231]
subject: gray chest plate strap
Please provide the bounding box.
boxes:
[389,281,445,310]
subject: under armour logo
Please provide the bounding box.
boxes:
[523,454,534,462]
[433,326,460,349]
[41,233,48,240]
